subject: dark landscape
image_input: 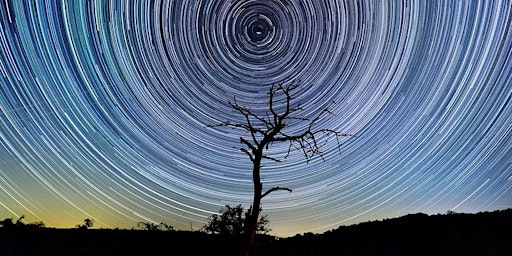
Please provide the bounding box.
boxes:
[1,208,510,256]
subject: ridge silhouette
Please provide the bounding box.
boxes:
[0,208,510,255]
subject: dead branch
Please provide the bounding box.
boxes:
[261,186,293,199]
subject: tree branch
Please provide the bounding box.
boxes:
[240,147,254,162]
[261,186,293,199]
[240,137,257,153]
[261,154,281,162]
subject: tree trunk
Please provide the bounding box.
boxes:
[245,154,262,256]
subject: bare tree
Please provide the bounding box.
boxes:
[209,82,352,255]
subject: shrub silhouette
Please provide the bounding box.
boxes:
[204,204,270,236]
[137,221,174,231]
[0,217,14,229]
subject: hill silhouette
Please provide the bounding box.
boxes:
[267,208,512,256]
[0,208,510,255]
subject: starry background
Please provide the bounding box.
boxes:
[0,0,511,237]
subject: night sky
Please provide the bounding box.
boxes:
[0,1,511,237]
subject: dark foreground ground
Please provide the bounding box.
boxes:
[1,208,511,256]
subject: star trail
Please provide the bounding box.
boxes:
[0,1,511,237]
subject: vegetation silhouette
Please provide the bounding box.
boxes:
[208,82,352,255]
[75,218,94,229]
[137,221,174,231]
[204,204,270,236]
[0,215,45,230]
[0,208,510,255]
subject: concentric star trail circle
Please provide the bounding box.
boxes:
[0,1,511,236]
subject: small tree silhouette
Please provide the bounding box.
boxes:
[16,215,25,226]
[204,204,270,236]
[0,218,14,229]
[83,218,94,228]
[208,82,352,255]
[76,218,94,229]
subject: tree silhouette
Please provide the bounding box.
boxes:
[83,218,94,228]
[208,82,351,255]
[0,218,14,229]
[204,204,270,236]
[16,215,25,226]
[76,218,94,229]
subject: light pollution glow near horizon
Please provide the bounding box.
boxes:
[0,0,511,237]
